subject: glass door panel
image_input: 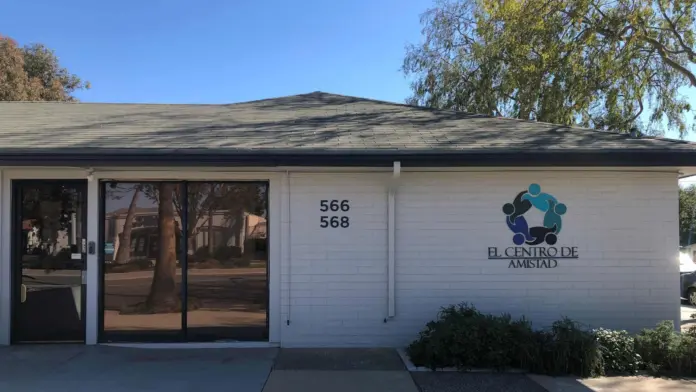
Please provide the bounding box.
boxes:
[102,182,183,342]
[185,182,269,342]
[100,181,269,342]
[13,181,86,343]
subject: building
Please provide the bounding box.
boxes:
[0,92,694,347]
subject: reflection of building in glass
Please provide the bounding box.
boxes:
[104,207,267,263]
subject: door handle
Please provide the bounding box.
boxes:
[20,284,26,303]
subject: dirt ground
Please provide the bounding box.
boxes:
[103,267,267,336]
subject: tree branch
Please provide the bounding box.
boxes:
[657,0,696,61]
[640,35,696,86]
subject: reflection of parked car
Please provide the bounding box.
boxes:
[680,252,696,305]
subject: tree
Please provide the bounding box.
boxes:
[113,186,140,265]
[403,0,696,136]
[172,183,267,259]
[681,185,696,246]
[132,182,266,313]
[145,183,180,312]
[0,35,89,101]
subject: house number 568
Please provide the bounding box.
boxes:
[320,200,350,228]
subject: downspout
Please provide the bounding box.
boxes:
[386,161,400,321]
[286,170,292,326]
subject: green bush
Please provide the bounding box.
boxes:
[595,328,641,374]
[635,321,679,373]
[635,321,696,376]
[405,304,535,370]
[407,304,696,377]
[406,304,602,376]
[530,319,603,378]
[407,304,604,377]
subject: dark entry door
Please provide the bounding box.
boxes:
[12,180,87,343]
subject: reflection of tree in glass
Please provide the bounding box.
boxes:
[116,182,267,314]
[178,183,267,264]
[145,183,180,312]
[105,184,141,265]
[22,185,79,270]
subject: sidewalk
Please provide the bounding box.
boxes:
[1,345,695,391]
[530,374,696,392]
[0,345,277,392]
[263,348,418,392]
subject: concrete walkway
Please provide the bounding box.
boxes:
[0,345,277,392]
[263,348,418,392]
[530,374,696,392]
[2,345,696,391]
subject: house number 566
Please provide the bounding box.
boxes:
[320,200,350,228]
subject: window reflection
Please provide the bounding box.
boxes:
[102,183,183,341]
[185,183,268,341]
[101,181,268,342]
[16,183,85,342]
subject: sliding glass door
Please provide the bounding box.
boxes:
[100,181,268,343]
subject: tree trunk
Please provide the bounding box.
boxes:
[208,207,214,254]
[113,187,140,265]
[232,210,246,254]
[145,183,180,313]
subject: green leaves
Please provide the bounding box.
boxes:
[404,0,696,136]
[680,185,696,246]
[595,328,642,374]
[407,303,696,377]
[635,320,696,375]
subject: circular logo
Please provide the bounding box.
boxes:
[502,183,566,246]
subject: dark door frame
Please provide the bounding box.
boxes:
[10,179,88,344]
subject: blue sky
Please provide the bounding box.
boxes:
[1,0,694,140]
[1,0,429,104]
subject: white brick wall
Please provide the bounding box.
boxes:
[280,170,680,347]
[280,173,389,346]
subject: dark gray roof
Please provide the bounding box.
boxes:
[0,91,695,167]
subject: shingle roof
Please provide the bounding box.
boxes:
[0,91,694,167]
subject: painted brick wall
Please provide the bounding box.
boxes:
[280,173,389,346]
[280,170,680,347]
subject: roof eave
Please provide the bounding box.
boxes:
[0,149,694,167]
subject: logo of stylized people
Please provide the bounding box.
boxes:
[503,184,567,246]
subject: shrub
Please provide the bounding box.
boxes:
[531,319,603,378]
[407,305,696,377]
[635,321,678,373]
[671,332,696,376]
[406,304,603,377]
[635,320,696,376]
[406,303,535,370]
[595,328,641,375]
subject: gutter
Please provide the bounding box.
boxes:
[0,149,694,167]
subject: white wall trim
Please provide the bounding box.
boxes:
[85,178,99,344]
[268,174,281,343]
[0,168,281,345]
